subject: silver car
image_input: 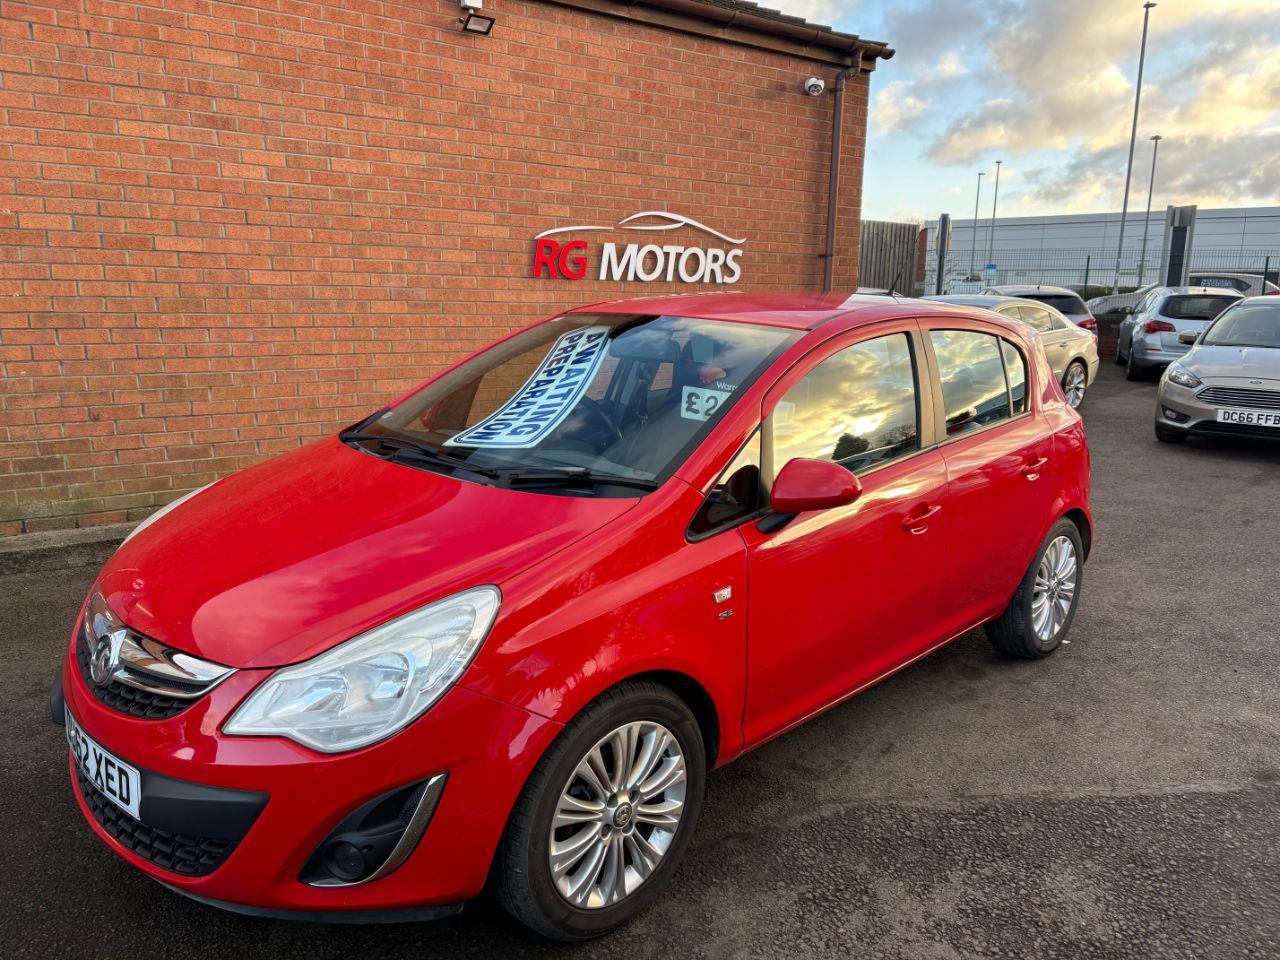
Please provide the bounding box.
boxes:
[925,294,1100,408]
[1155,298,1280,443]
[1089,274,1278,318]
[1117,286,1243,381]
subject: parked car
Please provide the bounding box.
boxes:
[926,294,1099,408]
[1116,286,1244,381]
[1087,282,1159,319]
[54,293,1092,941]
[1155,297,1280,443]
[981,284,1097,332]
[1187,272,1279,298]
[1089,274,1278,318]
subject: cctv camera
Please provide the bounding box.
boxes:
[804,77,825,97]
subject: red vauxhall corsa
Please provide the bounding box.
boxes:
[56,293,1092,940]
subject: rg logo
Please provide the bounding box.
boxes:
[532,239,588,280]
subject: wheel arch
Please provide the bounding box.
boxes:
[617,669,722,769]
[1063,507,1092,560]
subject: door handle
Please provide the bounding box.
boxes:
[1021,457,1048,480]
[902,504,942,534]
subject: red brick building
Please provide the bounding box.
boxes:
[0,0,890,535]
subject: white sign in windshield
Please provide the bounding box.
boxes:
[445,325,611,449]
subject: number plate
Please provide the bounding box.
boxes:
[1216,408,1280,428]
[66,708,142,820]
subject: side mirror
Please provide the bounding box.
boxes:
[769,458,861,514]
[1177,331,1198,345]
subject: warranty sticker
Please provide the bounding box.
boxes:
[446,326,611,449]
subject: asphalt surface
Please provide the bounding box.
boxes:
[3,363,1278,959]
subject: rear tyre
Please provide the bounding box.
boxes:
[987,519,1084,659]
[1061,361,1088,409]
[1155,422,1187,443]
[494,681,706,941]
[1125,347,1146,381]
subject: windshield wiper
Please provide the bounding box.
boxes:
[501,468,659,492]
[343,432,501,480]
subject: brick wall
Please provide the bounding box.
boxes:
[0,0,870,534]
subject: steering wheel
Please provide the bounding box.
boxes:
[572,397,625,450]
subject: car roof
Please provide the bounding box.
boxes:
[984,284,1082,297]
[567,291,1028,335]
[1151,286,1245,297]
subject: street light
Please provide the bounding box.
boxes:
[1137,134,1163,285]
[986,159,1003,274]
[969,171,984,280]
[1112,1,1157,293]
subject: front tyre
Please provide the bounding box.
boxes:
[494,681,706,941]
[987,519,1084,659]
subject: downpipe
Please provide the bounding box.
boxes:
[823,46,865,294]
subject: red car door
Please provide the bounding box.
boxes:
[923,323,1057,641]
[738,321,949,747]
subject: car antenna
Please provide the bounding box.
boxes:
[887,270,902,299]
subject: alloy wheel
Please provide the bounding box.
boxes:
[548,720,687,909]
[1031,535,1078,642]
[1063,364,1087,408]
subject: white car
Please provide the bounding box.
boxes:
[981,285,1097,332]
[926,294,1100,408]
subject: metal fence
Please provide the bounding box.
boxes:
[923,246,1280,298]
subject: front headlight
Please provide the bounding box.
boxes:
[224,586,501,753]
[1165,365,1202,389]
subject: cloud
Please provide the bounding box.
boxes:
[762,0,841,27]
[871,81,931,134]
[903,0,1280,214]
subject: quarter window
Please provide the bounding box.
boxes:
[1001,340,1028,415]
[771,332,919,474]
[688,431,764,536]
[930,330,1018,434]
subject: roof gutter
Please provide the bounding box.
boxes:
[537,0,894,66]
[641,0,893,62]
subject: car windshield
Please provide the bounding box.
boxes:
[1025,294,1087,314]
[1202,303,1280,348]
[1162,295,1238,320]
[349,314,797,491]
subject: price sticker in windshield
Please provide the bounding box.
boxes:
[680,385,732,422]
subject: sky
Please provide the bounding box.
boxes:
[769,0,1280,222]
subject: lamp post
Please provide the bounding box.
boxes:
[986,159,1003,274]
[1137,134,1162,285]
[1112,1,1157,293]
[969,171,984,280]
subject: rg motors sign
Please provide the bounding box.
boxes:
[532,211,745,284]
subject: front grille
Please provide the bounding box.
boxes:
[76,638,193,720]
[1191,421,1280,441]
[74,766,236,877]
[1196,386,1280,410]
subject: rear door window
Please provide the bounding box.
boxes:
[929,330,1019,435]
[1017,305,1057,333]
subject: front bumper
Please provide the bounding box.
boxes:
[61,631,561,917]
[1156,377,1280,440]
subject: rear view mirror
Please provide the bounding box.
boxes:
[1119,306,1134,316]
[769,458,861,514]
[1177,331,1198,345]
